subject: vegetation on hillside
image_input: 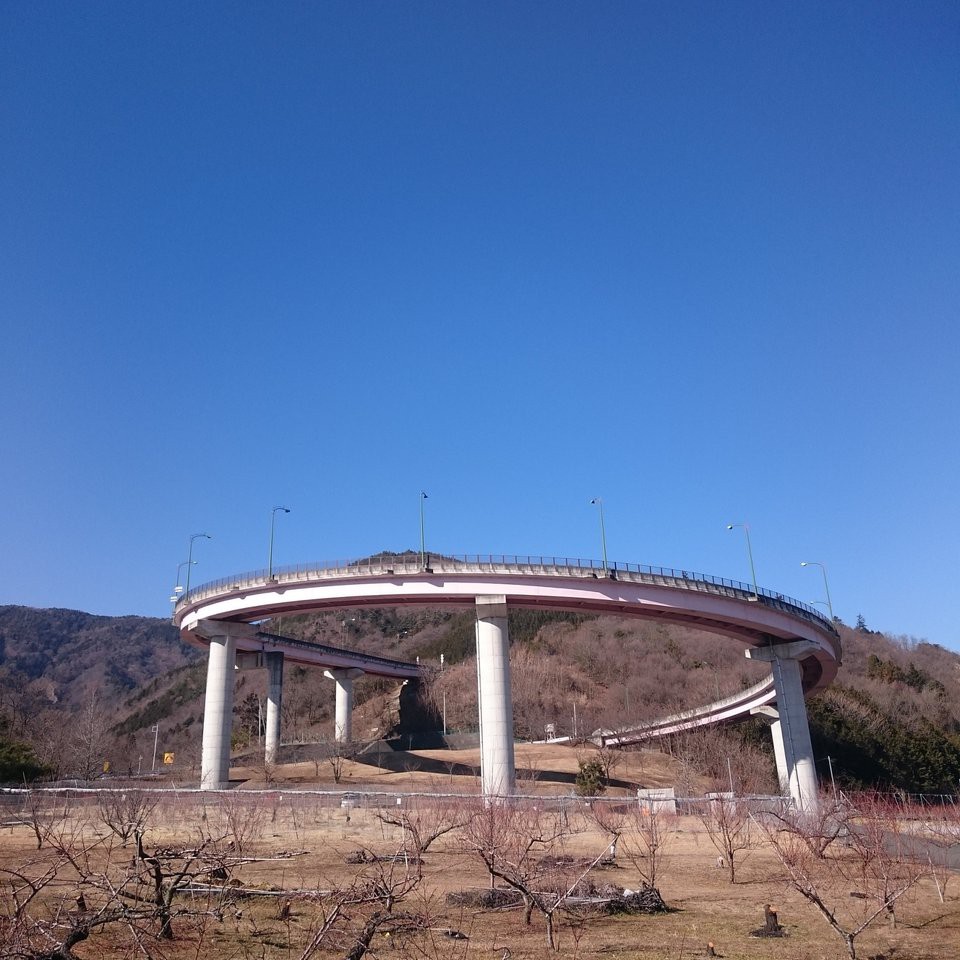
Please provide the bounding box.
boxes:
[1,600,959,795]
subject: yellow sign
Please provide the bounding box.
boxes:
[163,752,175,765]
[102,760,110,773]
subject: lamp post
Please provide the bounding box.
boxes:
[185,533,211,596]
[170,560,197,603]
[419,491,428,569]
[440,652,446,736]
[801,561,834,620]
[268,506,290,579]
[590,497,608,571]
[726,522,759,600]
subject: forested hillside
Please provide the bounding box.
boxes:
[1,601,959,795]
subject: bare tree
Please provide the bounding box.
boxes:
[460,800,599,950]
[918,797,960,904]
[70,695,110,781]
[214,790,266,853]
[760,792,852,860]
[298,850,429,960]
[759,797,926,960]
[695,795,754,883]
[97,789,159,847]
[23,790,70,851]
[621,803,674,891]
[319,738,352,784]
[0,822,234,957]
[376,796,473,860]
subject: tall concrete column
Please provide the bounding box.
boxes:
[747,640,819,813]
[200,631,238,790]
[264,651,284,764]
[475,595,515,798]
[751,705,795,796]
[324,668,364,743]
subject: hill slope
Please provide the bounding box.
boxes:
[1,602,959,794]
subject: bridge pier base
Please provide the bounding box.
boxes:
[747,641,819,813]
[324,668,364,743]
[200,630,238,790]
[264,652,284,764]
[476,595,515,798]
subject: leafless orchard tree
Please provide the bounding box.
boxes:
[921,798,960,903]
[695,795,755,883]
[0,821,237,958]
[23,791,70,851]
[297,850,431,960]
[618,803,674,891]
[460,800,605,950]
[376,796,473,860]
[760,792,852,860]
[212,790,267,853]
[759,796,927,960]
[97,789,160,847]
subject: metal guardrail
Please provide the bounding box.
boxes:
[174,553,837,637]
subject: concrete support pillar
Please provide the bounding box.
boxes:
[200,632,238,790]
[752,705,795,796]
[770,719,792,795]
[747,640,820,813]
[264,652,284,764]
[475,595,515,798]
[324,668,364,743]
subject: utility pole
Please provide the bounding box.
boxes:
[440,652,446,736]
[151,724,159,774]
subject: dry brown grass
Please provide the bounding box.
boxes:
[2,747,958,960]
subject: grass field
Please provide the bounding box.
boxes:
[2,745,958,960]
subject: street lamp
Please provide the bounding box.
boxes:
[590,497,608,572]
[726,522,759,600]
[268,506,291,579]
[419,491,428,569]
[801,561,834,620]
[185,533,211,596]
[440,653,447,736]
[171,560,196,602]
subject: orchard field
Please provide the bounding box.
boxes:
[2,745,959,960]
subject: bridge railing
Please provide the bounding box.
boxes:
[174,553,836,635]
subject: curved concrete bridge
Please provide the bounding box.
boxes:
[173,553,841,811]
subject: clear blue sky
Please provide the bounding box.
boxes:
[2,2,958,649]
